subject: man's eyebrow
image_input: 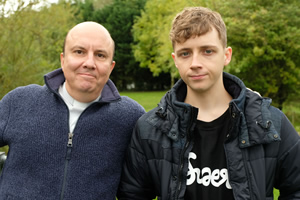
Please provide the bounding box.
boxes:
[95,49,108,53]
[70,45,85,50]
[95,49,109,56]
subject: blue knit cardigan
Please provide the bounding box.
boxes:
[0,68,145,200]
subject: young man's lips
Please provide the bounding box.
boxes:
[190,74,206,79]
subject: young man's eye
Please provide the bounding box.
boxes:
[204,49,213,54]
[180,52,190,57]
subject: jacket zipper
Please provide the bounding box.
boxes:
[175,108,197,199]
[241,149,253,199]
[176,140,190,199]
[60,132,74,200]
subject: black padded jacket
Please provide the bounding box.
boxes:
[117,72,300,200]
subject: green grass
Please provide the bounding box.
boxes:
[283,98,300,133]
[120,91,167,111]
[274,189,279,199]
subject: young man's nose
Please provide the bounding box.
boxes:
[190,54,203,68]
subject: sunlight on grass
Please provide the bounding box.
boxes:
[274,188,279,199]
[120,91,167,111]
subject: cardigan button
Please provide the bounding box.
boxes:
[274,134,278,139]
[241,140,246,144]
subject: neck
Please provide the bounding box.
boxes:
[185,84,232,122]
[70,92,101,103]
[64,83,101,103]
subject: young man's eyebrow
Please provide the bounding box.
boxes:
[199,45,218,48]
[176,48,191,52]
[176,45,218,53]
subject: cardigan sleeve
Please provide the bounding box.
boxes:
[0,92,12,147]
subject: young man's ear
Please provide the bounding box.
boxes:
[171,53,178,68]
[224,47,232,66]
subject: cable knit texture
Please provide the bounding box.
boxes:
[0,68,145,200]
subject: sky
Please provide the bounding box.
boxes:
[1,0,59,16]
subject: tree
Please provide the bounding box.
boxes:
[217,0,300,109]
[0,0,76,98]
[132,0,213,86]
[91,0,149,90]
[85,0,171,91]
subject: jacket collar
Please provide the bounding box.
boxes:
[156,72,280,146]
[44,68,121,103]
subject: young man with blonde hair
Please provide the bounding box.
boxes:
[117,7,300,200]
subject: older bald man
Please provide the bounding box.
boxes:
[0,22,145,200]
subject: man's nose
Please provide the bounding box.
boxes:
[83,52,96,69]
[191,53,203,68]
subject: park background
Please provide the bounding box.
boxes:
[0,0,299,198]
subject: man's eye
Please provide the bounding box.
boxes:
[180,52,190,57]
[74,50,83,54]
[96,53,107,59]
[97,53,105,58]
[204,49,213,54]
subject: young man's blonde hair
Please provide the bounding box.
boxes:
[169,7,227,48]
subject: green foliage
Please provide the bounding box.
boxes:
[132,0,213,85]
[75,0,171,90]
[93,0,113,10]
[92,0,148,90]
[218,0,300,109]
[132,0,300,107]
[282,94,300,132]
[0,0,76,98]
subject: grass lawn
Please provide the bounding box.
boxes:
[120,91,167,111]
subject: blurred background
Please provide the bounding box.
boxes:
[0,0,299,154]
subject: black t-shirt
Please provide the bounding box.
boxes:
[184,108,234,200]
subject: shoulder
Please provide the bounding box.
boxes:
[108,96,146,121]
[2,84,45,100]
[118,96,145,113]
[134,105,172,139]
[245,89,283,129]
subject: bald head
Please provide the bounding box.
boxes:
[60,21,116,102]
[63,22,115,60]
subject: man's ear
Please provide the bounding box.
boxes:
[171,53,178,68]
[60,53,64,69]
[224,47,232,66]
[110,61,116,72]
